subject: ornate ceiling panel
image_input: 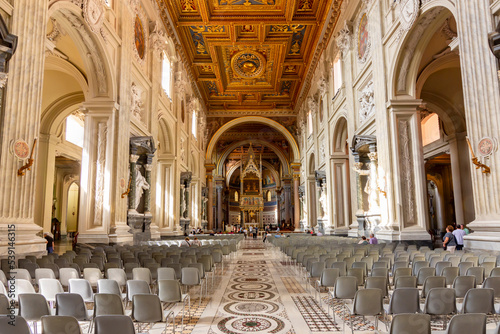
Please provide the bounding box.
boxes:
[156,0,340,115]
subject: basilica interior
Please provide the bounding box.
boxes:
[1,0,500,333]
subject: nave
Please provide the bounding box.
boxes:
[5,237,500,334]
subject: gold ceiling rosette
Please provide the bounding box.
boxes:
[231,50,266,79]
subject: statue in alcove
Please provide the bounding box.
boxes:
[134,165,150,210]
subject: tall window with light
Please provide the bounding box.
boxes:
[332,56,343,95]
[307,111,313,135]
[161,53,171,98]
[192,110,197,138]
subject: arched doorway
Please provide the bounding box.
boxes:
[65,182,80,238]
[331,116,351,235]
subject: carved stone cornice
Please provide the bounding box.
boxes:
[350,135,377,154]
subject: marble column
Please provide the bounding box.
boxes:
[367,147,380,214]
[283,180,292,226]
[216,184,223,231]
[385,99,430,241]
[180,185,186,219]
[447,133,466,227]
[293,173,301,231]
[0,0,48,255]
[207,175,213,231]
[456,0,500,250]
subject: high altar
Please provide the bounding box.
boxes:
[239,145,264,228]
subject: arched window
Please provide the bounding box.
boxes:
[161,53,171,98]
[267,191,272,202]
[234,191,239,202]
[65,114,84,148]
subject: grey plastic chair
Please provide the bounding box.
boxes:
[0,294,9,315]
[55,293,89,320]
[349,288,383,332]
[94,315,135,334]
[330,261,347,276]
[445,313,486,334]
[371,267,389,279]
[59,268,80,289]
[132,294,174,333]
[83,268,102,288]
[483,276,500,298]
[126,280,151,305]
[421,276,446,299]
[452,275,476,298]
[458,262,474,276]
[93,293,125,316]
[412,261,430,276]
[9,279,35,301]
[181,267,202,305]
[316,268,339,303]
[38,278,64,306]
[158,279,190,329]
[68,278,94,303]
[365,276,388,298]
[442,267,460,286]
[460,288,495,315]
[394,275,417,289]
[41,315,82,334]
[466,266,485,285]
[132,267,152,285]
[436,261,452,276]
[417,267,436,286]
[393,267,412,285]
[188,263,206,298]
[157,267,176,281]
[491,267,500,277]
[0,315,32,334]
[331,276,357,325]
[97,279,122,299]
[347,268,365,287]
[18,293,50,334]
[389,313,431,334]
[424,287,457,329]
[386,287,420,315]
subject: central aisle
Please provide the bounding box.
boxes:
[191,239,342,334]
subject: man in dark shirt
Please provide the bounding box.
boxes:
[44,233,54,253]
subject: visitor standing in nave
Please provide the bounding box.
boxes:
[453,225,466,250]
[443,225,457,253]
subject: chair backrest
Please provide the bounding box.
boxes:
[458,262,474,276]
[421,276,446,298]
[132,294,162,323]
[333,276,357,299]
[97,279,122,297]
[126,280,151,302]
[9,268,32,281]
[0,270,6,287]
[390,314,431,334]
[412,261,430,276]
[365,276,388,297]
[435,261,452,276]
[417,267,436,286]
[346,268,365,286]
[483,276,500,298]
[452,275,476,298]
[157,267,176,281]
[55,293,88,321]
[351,262,367,276]
[181,267,201,285]
[371,267,388,278]
[446,313,486,334]
[9,279,35,301]
[0,315,32,334]
[188,263,205,279]
[68,278,94,302]
[424,288,456,315]
[41,315,82,334]
[158,279,182,303]
[442,266,460,286]
[394,276,417,289]
[0,294,9,315]
[59,268,80,287]
[393,268,412,282]
[94,315,135,334]
[93,293,125,317]
[353,288,383,316]
[387,288,420,315]
[330,262,347,276]
[319,268,339,288]
[462,288,495,314]
[131,267,151,283]
[18,293,50,321]
[38,278,64,302]
[466,266,485,285]
[106,268,127,287]
[83,268,102,287]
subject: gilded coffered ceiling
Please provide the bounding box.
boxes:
[155,0,341,115]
